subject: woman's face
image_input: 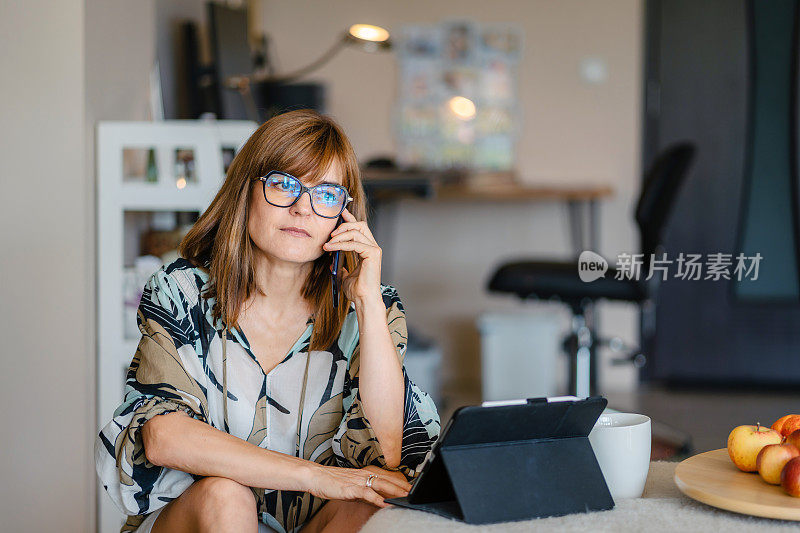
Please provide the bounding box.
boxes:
[247,164,344,265]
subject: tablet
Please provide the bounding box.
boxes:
[386,395,612,523]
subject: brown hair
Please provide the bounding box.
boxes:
[178,109,367,352]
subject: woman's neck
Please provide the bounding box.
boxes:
[242,292,313,325]
[249,253,313,316]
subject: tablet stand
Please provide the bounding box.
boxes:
[387,396,614,524]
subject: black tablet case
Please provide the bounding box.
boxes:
[385,396,614,525]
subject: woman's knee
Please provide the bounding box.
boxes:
[305,500,378,533]
[168,476,258,531]
[152,477,257,533]
[333,500,380,532]
[338,500,379,522]
[194,476,256,508]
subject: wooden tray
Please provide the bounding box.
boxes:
[674,448,800,520]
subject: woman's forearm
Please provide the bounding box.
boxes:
[354,295,405,467]
[142,410,318,491]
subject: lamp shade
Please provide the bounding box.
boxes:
[346,23,391,51]
[348,23,390,42]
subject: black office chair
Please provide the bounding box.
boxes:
[486,142,697,398]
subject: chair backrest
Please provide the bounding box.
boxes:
[634,142,697,260]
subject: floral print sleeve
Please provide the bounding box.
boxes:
[331,284,441,479]
[94,266,209,531]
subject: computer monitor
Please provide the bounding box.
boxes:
[208,2,253,120]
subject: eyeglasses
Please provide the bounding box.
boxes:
[254,170,353,219]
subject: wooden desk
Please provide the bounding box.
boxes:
[362,168,614,254]
[435,181,613,202]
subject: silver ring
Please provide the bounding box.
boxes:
[365,474,378,488]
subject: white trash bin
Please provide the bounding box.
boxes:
[403,326,442,406]
[477,309,564,401]
[403,344,442,406]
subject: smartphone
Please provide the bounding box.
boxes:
[331,215,343,307]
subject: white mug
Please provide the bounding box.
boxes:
[588,412,651,501]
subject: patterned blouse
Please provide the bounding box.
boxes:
[94,257,441,533]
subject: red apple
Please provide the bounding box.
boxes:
[781,456,800,497]
[786,429,800,449]
[772,415,792,433]
[728,424,783,472]
[757,443,800,484]
[772,415,797,434]
[781,417,800,438]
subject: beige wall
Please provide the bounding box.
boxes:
[0,0,89,530]
[258,0,644,404]
[85,1,157,531]
[1,0,157,530]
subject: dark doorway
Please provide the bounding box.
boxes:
[643,0,800,386]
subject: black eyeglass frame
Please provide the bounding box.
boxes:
[254,170,354,219]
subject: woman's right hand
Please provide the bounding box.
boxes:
[305,464,411,508]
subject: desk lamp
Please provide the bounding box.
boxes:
[225,24,392,120]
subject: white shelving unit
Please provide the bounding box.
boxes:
[96,120,256,532]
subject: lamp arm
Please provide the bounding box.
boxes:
[224,32,357,121]
[253,33,349,85]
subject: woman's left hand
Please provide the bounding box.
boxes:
[362,464,412,488]
[322,207,382,303]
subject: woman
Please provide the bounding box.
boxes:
[95,109,441,533]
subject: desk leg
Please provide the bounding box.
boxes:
[588,199,600,252]
[586,198,602,395]
[568,199,600,255]
[587,198,600,396]
[566,199,601,397]
[368,198,400,284]
[567,200,583,256]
